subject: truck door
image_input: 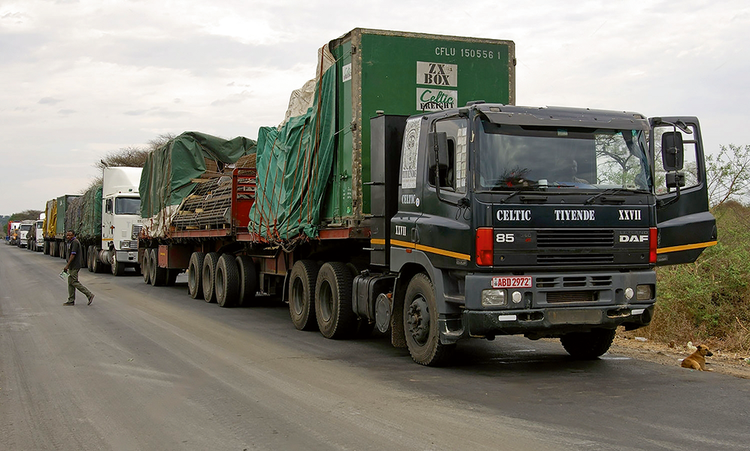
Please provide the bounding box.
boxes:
[414,117,473,268]
[651,116,717,265]
[102,197,114,249]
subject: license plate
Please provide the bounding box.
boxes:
[491,276,532,289]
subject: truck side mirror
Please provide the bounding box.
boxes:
[428,132,449,186]
[661,131,684,171]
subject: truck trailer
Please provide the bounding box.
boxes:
[139,28,716,365]
[43,195,81,258]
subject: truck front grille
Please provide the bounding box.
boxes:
[537,229,614,248]
[537,254,614,265]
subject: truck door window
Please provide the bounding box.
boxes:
[430,118,468,194]
[653,124,700,194]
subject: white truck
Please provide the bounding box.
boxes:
[65,167,143,275]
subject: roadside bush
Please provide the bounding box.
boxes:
[632,201,750,354]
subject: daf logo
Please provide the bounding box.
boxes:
[620,234,649,243]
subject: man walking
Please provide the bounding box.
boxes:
[62,230,94,306]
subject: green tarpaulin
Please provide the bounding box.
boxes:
[248,65,336,241]
[139,131,256,219]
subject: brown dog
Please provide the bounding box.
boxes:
[681,344,713,371]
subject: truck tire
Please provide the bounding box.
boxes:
[216,254,239,308]
[315,262,357,339]
[59,241,66,259]
[43,241,49,255]
[560,328,616,360]
[289,260,319,331]
[111,254,125,276]
[404,273,454,366]
[187,252,204,299]
[142,249,152,284]
[202,252,219,303]
[236,255,257,306]
[87,246,94,272]
[150,248,168,286]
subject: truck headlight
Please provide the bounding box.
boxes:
[636,284,654,300]
[482,289,507,307]
[120,240,130,249]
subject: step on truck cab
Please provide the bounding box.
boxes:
[361,104,716,365]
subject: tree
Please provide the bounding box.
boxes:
[706,144,750,209]
[94,133,175,170]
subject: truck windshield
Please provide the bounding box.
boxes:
[115,197,141,215]
[20,224,32,232]
[477,121,652,192]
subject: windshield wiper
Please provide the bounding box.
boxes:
[584,188,646,205]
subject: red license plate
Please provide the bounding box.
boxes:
[491,276,532,289]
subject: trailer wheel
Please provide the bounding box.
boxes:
[59,241,66,259]
[560,328,616,360]
[150,248,168,286]
[43,241,49,255]
[142,249,152,284]
[86,246,94,272]
[236,255,257,306]
[289,260,319,331]
[216,254,239,308]
[202,252,219,303]
[404,273,454,366]
[187,252,205,299]
[315,262,357,339]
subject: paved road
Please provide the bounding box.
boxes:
[1,243,749,450]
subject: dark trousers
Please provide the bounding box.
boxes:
[67,268,92,302]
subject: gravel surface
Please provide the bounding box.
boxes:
[611,334,750,379]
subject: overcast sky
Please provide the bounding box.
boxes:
[1,0,747,215]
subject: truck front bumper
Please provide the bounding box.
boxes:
[460,304,654,339]
[441,269,656,342]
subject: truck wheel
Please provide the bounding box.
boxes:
[111,255,125,276]
[560,328,616,360]
[216,254,239,308]
[150,248,168,286]
[236,255,257,306]
[404,273,454,366]
[59,241,66,259]
[87,246,94,272]
[142,249,152,284]
[187,252,205,299]
[43,241,49,255]
[315,262,357,339]
[289,260,319,331]
[202,252,219,303]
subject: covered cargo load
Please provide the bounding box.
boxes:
[139,131,256,238]
[248,28,515,245]
[67,183,103,244]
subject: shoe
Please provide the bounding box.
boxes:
[63,301,75,306]
[88,294,95,305]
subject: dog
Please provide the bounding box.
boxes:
[681,344,713,371]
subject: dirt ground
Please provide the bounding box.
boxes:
[611,333,750,379]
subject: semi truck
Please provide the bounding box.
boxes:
[65,167,142,275]
[139,28,716,366]
[23,214,44,251]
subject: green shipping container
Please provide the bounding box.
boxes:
[325,28,515,226]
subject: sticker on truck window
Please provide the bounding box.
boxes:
[492,276,532,289]
[401,118,420,189]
